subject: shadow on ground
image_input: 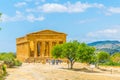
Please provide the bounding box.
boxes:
[61,67,101,73]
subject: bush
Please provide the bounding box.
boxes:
[14,60,22,66]
[0,52,22,67]
[102,61,120,66]
[111,52,120,63]
[1,64,7,74]
[0,64,7,80]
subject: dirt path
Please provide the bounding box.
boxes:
[5,63,120,80]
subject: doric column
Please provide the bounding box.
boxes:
[34,41,37,58]
[42,41,45,57]
[49,41,52,58]
[27,42,30,57]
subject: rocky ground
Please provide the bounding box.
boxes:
[5,63,120,80]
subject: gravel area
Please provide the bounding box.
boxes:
[5,63,120,80]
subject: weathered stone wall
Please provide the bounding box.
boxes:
[16,42,30,62]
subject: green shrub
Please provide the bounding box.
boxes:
[0,52,22,67]
[14,60,22,66]
[0,64,7,80]
[1,64,7,74]
[102,61,120,66]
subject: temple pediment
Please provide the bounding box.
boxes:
[29,30,66,35]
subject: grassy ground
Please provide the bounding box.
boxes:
[0,73,7,80]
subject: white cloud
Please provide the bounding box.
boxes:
[14,2,27,7]
[1,11,44,22]
[108,7,120,14]
[1,11,24,22]
[92,3,104,8]
[25,0,45,3]
[84,27,120,42]
[27,14,44,22]
[105,7,120,15]
[42,3,67,13]
[79,18,97,24]
[65,2,92,13]
[87,28,119,37]
[25,0,33,2]
[26,1,105,13]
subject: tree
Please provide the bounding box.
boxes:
[62,40,80,69]
[111,52,120,63]
[52,40,96,69]
[97,51,110,63]
[77,43,96,64]
[51,44,63,58]
[52,40,80,69]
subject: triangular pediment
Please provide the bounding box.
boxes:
[29,29,66,35]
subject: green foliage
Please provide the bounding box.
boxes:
[52,40,80,69]
[97,51,110,63]
[14,60,22,66]
[77,43,96,64]
[52,40,96,69]
[0,13,2,17]
[62,40,80,61]
[2,64,7,74]
[0,64,7,80]
[0,52,22,67]
[102,61,120,66]
[52,44,63,58]
[111,52,120,63]
[0,52,15,61]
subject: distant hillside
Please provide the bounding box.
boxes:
[88,40,120,55]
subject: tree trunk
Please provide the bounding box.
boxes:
[70,61,74,69]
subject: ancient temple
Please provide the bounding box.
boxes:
[16,30,67,62]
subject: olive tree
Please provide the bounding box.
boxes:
[52,40,80,69]
[77,43,96,64]
[52,41,96,69]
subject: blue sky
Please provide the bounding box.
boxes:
[0,0,120,52]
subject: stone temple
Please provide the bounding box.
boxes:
[16,30,67,62]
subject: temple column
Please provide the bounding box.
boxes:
[34,41,37,58]
[49,41,52,58]
[27,42,30,57]
[47,42,49,57]
[42,41,45,57]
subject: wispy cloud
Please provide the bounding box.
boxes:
[1,11,45,22]
[25,0,45,2]
[79,18,97,24]
[81,27,120,42]
[27,14,44,22]
[87,28,120,38]
[104,7,120,16]
[14,2,27,7]
[26,2,104,13]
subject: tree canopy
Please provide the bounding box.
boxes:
[97,51,110,63]
[52,40,96,69]
[77,43,96,64]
